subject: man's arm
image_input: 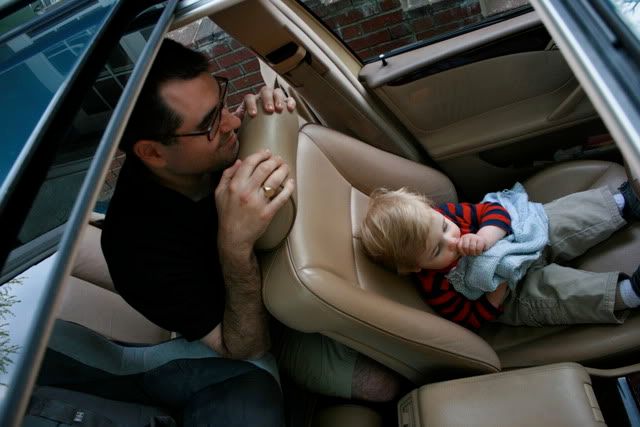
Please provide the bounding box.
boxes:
[201,249,269,359]
[202,88,296,359]
[203,151,294,359]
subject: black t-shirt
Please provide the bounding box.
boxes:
[101,157,225,340]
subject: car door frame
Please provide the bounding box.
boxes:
[0,1,178,425]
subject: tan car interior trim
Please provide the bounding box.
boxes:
[377,53,598,160]
[586,363,640,377]
[403,363,606,427]
[359,11,540,88]
[172,0,243,29]
[237,105,299,250]
[211,0,423,160]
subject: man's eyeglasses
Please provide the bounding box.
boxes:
[171,75,229,142]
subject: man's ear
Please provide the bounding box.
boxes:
[132,140,167,168]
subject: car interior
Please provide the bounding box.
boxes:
[9,0,640,425]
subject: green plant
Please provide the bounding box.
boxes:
[0,279,21,380]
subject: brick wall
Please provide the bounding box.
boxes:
[302,0,490,61]
[168,19,264,111]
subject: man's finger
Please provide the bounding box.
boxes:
[261,162,289,191]
[264,178,295,218]
[217,160,242,191]
[273,88,286,112]
[235,150,273,181]
[243,93,259,117]
[259,86,275,113]
[248,155,285,189]
[286,97,296,112]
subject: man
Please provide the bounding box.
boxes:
[101,39,401,418]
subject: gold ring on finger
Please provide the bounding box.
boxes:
[262,186,277,199]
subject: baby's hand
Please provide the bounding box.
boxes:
[457,233,487,256]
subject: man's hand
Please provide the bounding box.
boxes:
[234,86,296,120]
[208,150,294,360]
[215,150,295,256]
[457,233,487,256]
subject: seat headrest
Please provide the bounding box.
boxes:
[237,104,299,251]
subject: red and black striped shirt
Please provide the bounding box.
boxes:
[416,202,512,330]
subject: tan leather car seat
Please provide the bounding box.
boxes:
[244,110,640,385]
[58,221,172,344]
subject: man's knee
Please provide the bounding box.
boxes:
[184,368,284,426]
[351,354,403,402]
[276,330,403,402]
[231,370,284,425]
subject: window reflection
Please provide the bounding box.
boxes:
[611,0,640,38]
[0,0,116,188]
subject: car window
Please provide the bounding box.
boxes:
[611,0,640,38]
[297,0,532,62]
[0,0,118,189]
[0,2,159,275]
[8,33,147,251]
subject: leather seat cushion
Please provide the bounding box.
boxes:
[58,276,171,344]
[480,160,640,368]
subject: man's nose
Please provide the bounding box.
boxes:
[220,108,241,133]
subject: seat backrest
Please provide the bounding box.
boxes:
[260,121,503,384]
[257,111,640,383]
[57,223,172,344]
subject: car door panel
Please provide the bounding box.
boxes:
[357,10,604,198]
[375,50,597,159]
[358,11,542,88]
[361,13,599,154]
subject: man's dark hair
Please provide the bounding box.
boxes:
[120,38,210,154]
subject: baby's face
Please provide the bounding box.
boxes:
[415,208,461,270]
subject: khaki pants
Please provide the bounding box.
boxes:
[499,186,629,326]
[271,322,358,399]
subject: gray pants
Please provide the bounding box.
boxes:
[499,186,628,326]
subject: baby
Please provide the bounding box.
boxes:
[360,180,640,330]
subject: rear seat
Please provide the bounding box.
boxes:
[58,221,171,344]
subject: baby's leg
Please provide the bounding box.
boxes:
[544,186,626,262]
[499,263,626,326]
[616,268,640,310]
[619,176,640,220]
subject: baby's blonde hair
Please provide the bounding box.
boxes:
[360,188,434,272]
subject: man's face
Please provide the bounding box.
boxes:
[159,72,242,175]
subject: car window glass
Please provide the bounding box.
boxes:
[0,0,118,189]
[0,1,41,34]
[296,0,531,62]
[611,0,640,39]
[13,30,148,249]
